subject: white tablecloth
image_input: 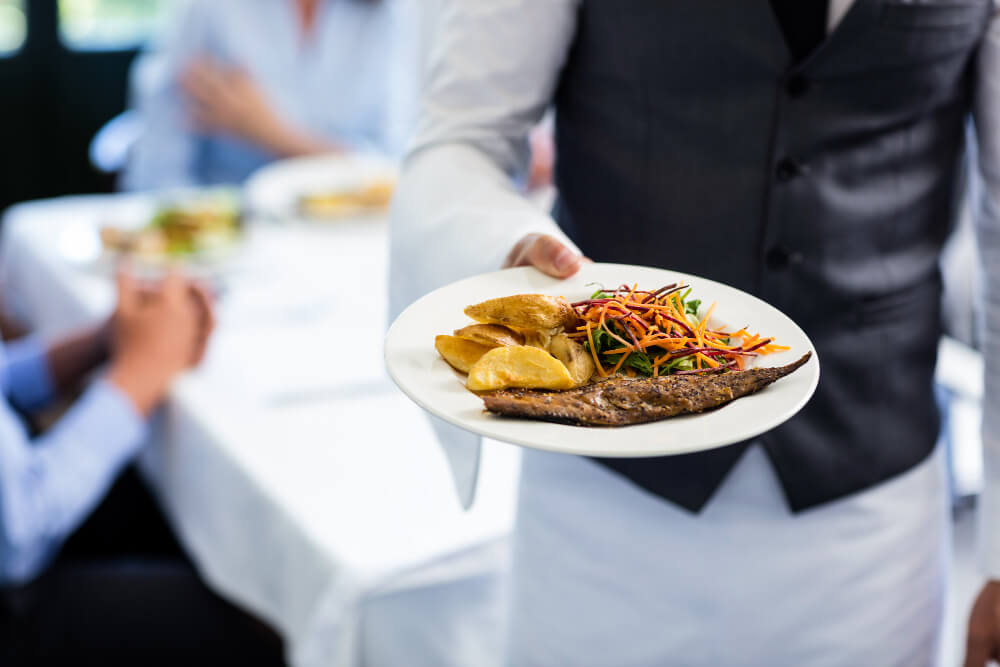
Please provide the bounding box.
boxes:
[0,195,520,667]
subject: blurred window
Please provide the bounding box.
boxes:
[59,0,168,50]
[0,0,26,56]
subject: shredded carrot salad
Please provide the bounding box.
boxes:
[567,283,789,377]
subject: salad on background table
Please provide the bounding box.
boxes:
[99,189,243,265]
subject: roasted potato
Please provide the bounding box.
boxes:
[435,335,494,374]
[466,345,575,392]
[512,326,552,350]
[549,334,596,387]
[453,323,524,348]
[464,294,578,332]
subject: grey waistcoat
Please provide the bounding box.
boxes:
[552,0,991,511]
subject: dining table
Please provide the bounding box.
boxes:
[0,158,522,667]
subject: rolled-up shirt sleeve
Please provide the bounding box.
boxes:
[2,337,56,412]
[388,0,582,320]
[973,6,1000,578]
[0,379,147,585]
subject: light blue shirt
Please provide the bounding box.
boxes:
[0,338,147,584]
[124,0,418,190]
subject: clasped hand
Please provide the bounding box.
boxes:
[106,271,215,417]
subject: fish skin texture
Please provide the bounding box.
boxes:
[481,353,812,426]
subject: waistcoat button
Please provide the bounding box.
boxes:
[765,246,791,270]
[786,75,810,98]
[775,158,803,182]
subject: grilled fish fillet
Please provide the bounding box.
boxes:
[481,352,811,426]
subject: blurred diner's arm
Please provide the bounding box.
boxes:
[121,3,214,191]
[4,326,109,413]
[0,342,146,585]
[973,7,1000,579]
[3,337,60,412]
[388,0,581,318]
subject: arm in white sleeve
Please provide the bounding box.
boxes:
[121,2,214,191]
[972,7,1000,578]
[0,379,147,584]
[389,0,581,318]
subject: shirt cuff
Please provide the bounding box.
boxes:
[3,337,56,411]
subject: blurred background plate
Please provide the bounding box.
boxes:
[244,152,398,224]
[57,187,245,284]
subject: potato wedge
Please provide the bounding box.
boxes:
[453,323,524,348]
[464,294,578,332]
[512,327,552,350]
[435,335,494,374]
[466,345,575,392]
[549,334,596,387]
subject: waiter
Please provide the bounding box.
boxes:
[391,1,1000,665]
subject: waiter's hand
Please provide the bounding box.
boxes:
[965,581,1000,666]
[504,233,589,278]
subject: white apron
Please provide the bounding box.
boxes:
[504,444,949,667]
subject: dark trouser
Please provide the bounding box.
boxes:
[0,467,286,666]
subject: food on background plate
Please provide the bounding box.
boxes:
[100,193,241,261]
[297,179,395,219]
[99,226,167,256]
[434,283,808,425]
[482,353,811,426]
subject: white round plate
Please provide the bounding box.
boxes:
[385,263,820,458]
[244,152,397,222]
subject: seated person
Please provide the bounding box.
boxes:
[123,0,417,190]
[0,273,283,665]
